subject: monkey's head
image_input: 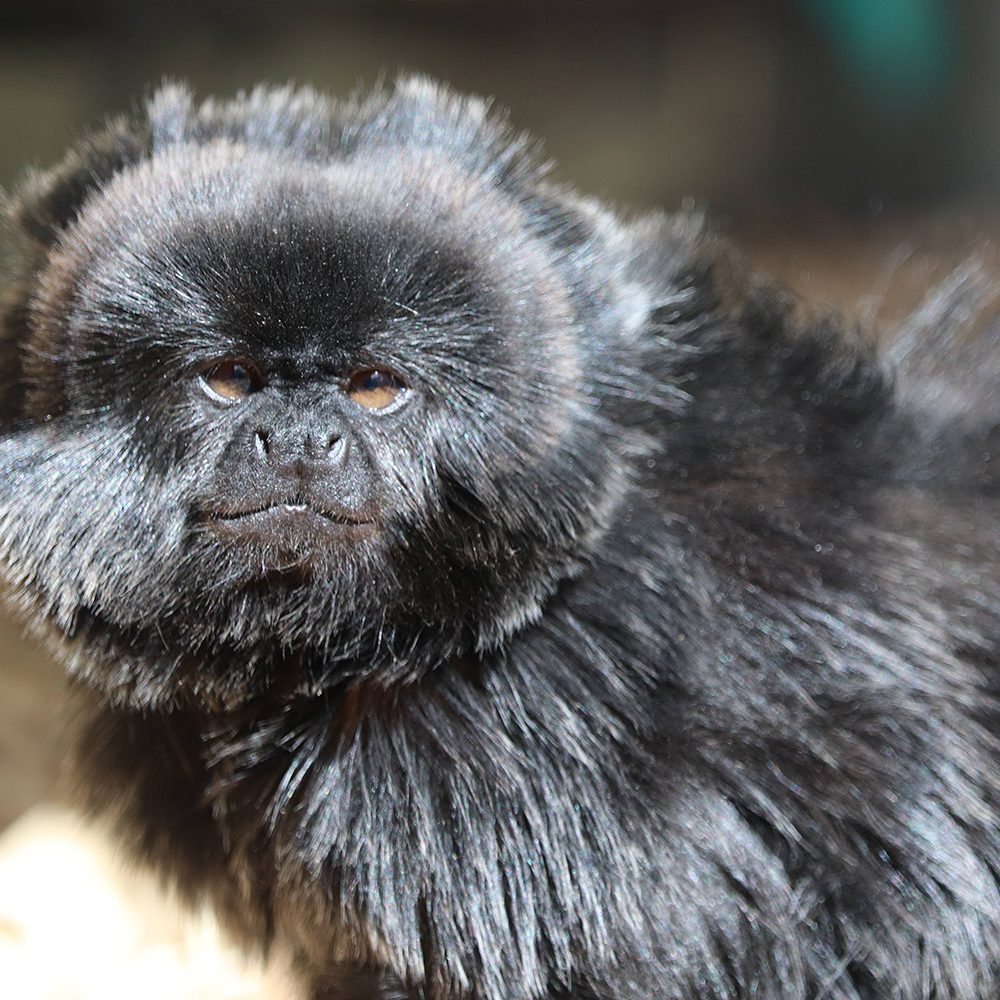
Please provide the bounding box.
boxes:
[0,80,692,708]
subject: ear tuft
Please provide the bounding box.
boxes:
[145,82,195,148]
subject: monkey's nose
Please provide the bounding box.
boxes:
[253,425,348,478]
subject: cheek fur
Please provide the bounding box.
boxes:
[0,422,190,631]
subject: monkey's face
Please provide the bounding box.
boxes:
[0,141,623,706]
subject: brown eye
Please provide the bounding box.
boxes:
[201,359,264,401]
[347,368,407,410]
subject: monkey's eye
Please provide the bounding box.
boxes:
[347,368,407,410]
[201,359,265,401]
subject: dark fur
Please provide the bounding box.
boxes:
[2,78,1000,999]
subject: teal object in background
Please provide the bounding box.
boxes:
[798,0,956,113]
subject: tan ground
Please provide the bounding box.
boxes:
[0,805,303,999]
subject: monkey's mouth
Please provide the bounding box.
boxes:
[208,501,373,526]
[203,500,377,544]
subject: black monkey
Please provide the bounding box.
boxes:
[1,78,1000,999]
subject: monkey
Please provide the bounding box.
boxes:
[1,77,999,999]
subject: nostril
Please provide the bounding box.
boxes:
[255,429,270,458]
[328,435,347,463]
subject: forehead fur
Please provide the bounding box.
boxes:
[30,138,579,380]
[31,74,565,340]
[49,138,538,270]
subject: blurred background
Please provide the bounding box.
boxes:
[0,0,998,869]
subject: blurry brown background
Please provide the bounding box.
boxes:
[1,0,999,830]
